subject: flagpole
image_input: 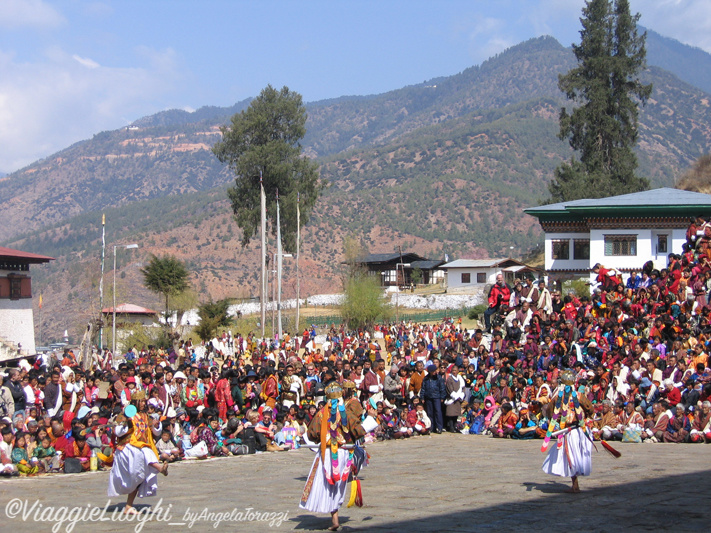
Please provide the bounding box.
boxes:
[99,213,106,351]
[276,190,283,341]
[295,192,301,334]
[260,171,267,339]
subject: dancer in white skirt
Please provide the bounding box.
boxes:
[541,370,592,493]
[108,418,168,514]
[300,381,367,531]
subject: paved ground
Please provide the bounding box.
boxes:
[1,434,710,532]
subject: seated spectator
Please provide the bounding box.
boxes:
[156,429,182,462]
[512,408,536,439]
[65,429,92,470]
[642,402,670,442]
[663,404,691,443]
[411,403,431,435]
[690,401,711,443]
[32,434,57,473]
[592,400,620,441]
[10,431,38,475]
[493,403,518,438]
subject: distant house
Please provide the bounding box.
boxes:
[102,304,158,353]
[0,246,54,359]
[441,258,541,290]
[524,188,711,285]
[356,252,445,287]
[102,304,158,328]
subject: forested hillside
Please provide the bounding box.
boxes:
[2,35,711,341]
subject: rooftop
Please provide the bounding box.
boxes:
[440,258,531,269]
[101,303,157,315]
[525,188,711,218]
[358,252,429,265]
[0,246,55,264]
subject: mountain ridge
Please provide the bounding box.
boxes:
[2,34,711,341]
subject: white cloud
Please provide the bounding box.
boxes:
[630,0,711,53]
[0,46,181,172]
[0,0,65,29]
[72,54,100,69]
[451,14,517,64]
[527,0,586,39]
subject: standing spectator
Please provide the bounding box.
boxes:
[444,365,465,432]
[484,274,511,333]
[420,363,445,434]
[408,361,426,399]
[4,370,25,416]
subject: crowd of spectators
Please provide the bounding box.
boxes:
[2,220,711,478]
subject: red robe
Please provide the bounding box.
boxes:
[214,378,234,420]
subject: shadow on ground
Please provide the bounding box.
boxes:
[289,469,711,532]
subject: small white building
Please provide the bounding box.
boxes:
[441,258,541,291]
[524,188,711,285]
[102,304,158,328]
[102,304,159,353]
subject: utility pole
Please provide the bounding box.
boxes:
[295,192,301,333]
[99,214,106,351]
[260,171,267,340]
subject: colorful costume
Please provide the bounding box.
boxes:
[300,382,366,514]
[108,423,160,499]
[542,371,592,479]
[129,411,159,457]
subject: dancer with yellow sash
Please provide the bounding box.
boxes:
[299,381,367,531]
[108,405,168,514]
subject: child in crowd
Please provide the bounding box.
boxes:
[11,432,39,475]
[156,430,182,462]
[33,434,57,473]
[413,402,431,435]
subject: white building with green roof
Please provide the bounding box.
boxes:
[524,188,711,284]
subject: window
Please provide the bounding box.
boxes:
[573,239,590,260]
[8,275,21,300]
[657,235,668,254]
[551,239,570,260]
[381,270,397,285]
[461,273,471,284]
[477,272,487,283]
[604,235,637,256]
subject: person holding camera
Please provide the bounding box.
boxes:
[484,274,511,333]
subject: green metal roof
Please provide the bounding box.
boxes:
[525,188,711,221]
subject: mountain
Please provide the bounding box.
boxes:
[2,35,711,341]
[130,99,252,128]
[644,28,711,96]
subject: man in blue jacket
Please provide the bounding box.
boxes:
[420,363,446,434]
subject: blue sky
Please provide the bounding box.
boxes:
[1,0,710,173]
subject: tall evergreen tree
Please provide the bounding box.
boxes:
[212,85,322,252]
[549,0,652,202]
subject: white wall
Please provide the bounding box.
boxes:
[544,232,591,271]
[546,226,688,282]
[0,298,35,354]
[670,228,687,261]
[589,228,652,271]
[446,268,497,289]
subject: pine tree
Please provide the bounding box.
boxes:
[212,85,322,251]
[140,254,190,320]
[549,0,652,202]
